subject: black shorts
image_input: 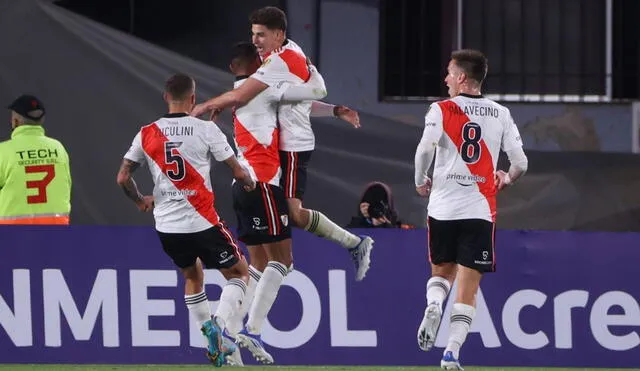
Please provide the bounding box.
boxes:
[427,217,496,273]
[157,224,242,270]
[233,181,291,245]
[279,150,312,200]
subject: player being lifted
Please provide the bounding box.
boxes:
[221,41,333,365]
[192,7,374,284]
[414,50,528,370]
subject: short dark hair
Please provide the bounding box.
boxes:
[451,49,488,84]
[164,73,194,100]
[231,42,259,67]
[249,6,287,31]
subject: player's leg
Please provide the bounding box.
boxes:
[237,238,290,364]
[225,245,266,338]
[233,182,291,364]
[226,183,270,338]
[418,217,457,352]
[281,150,373,281]
[195,223,250,366]
[441,219,495,370]
[157,231,218,363]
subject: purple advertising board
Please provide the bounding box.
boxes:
[0,226,638,367]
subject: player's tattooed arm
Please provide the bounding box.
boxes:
[116,159,143,203]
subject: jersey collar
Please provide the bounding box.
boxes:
[235,75,251,81]
[163,113,189,118]
[11,125,45,139]
[459,93,484,99]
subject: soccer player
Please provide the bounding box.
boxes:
[0,95,71,224]
[414,50,528,370]
[191,6,373,283]
[116,73,256,367]
[221,41,333,365]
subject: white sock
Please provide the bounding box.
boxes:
[214,278,247,333]
[306,209,361,249]
[246,261,288,334]
[226,266,261,337]
[445,303,476,359]
[426,276,451,311]
[185,290,212,329]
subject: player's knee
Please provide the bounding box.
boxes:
[431,263,456,282]
[220,260,250,282]
[288,207,305,227]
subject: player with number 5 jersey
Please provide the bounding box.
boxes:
[0,95,71,224]
[118,74,256,366]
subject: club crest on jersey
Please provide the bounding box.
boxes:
[280,214,289,227]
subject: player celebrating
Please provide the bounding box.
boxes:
[414,50,528,370]
[222,41,333,365]
[191,6,373,284]
[117,73,255,367]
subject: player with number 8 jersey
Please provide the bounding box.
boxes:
[414,50,528,370]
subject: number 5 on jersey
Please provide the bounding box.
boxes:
[164,141,186,181]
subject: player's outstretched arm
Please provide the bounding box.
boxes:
[116,159,153,212]
[310,101,360,128]
[191,79,270,118]
[224,156,256,192]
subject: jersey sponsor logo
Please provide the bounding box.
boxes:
[446,172,487,187]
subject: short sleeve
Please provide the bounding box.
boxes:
[206,124,235,162]
[123,132,146,165]
[250,55,290,87]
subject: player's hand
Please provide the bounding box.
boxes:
[495,170,511,191]
[209,107,223,121]
[335,105,360,128]
[136,196,154,212]
[416,178,432,197]
[191,103,211,118]
[359,202,370,218]
[243,179,256,192]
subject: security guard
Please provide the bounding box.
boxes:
[0,95,71,224]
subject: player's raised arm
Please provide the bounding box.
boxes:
[414,103,443,196]
[495,111,528,190]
